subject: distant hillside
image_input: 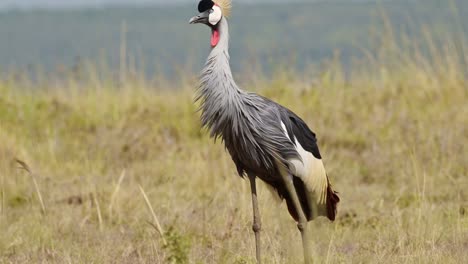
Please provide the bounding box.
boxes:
[0,1,466,77]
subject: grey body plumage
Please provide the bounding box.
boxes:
[196,17,338,220]
[197,18,296,176]
[190,3,339,263]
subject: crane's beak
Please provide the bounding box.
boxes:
[189,11,210,25]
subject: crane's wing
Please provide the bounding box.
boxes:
[278,107,340,221]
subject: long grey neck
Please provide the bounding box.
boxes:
[196,17,246,136]
[198,17,241,96]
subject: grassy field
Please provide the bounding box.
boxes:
[1,26,468,263]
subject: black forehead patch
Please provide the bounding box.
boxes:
[198,0,214,13]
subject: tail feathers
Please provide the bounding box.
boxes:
[325,180,340,221]
[280,177,339,222]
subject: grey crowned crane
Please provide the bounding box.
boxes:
[189,0,340,263]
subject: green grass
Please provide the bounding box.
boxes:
[1,24,468,263]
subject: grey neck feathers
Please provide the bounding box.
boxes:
[196,17,246,138]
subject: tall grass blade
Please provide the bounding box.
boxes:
[139,185,167,246]
[108,169,127,216]
[92,192,104,232]
[15,159,46,215]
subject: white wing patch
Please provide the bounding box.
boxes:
[280,122,328,206]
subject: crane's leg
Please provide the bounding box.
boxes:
[282,173,312,264]
[248,174,262,264]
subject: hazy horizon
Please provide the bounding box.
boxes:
[0,0,400,10]
[0,0,311,9]
[0,0,464,78]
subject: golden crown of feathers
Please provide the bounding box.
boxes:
[214,0,232,17]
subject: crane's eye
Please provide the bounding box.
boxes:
[209,8,214,14]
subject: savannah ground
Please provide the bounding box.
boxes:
[1,25,468,263]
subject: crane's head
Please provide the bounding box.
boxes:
[189,0,232,47]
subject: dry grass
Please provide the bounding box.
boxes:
[0,24,467,263]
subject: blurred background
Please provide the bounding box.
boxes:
[1,0,466,79]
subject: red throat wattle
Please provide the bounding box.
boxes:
[211,29,220,47]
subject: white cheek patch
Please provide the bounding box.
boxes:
[209,5,222,25]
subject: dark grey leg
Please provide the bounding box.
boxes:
[248,174,262,264]
[282,173,311,264]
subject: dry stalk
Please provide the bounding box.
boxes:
[79,215,91,229]
[15,159,46,215]
[138,185,167,246]
[1,183,4,217]
[1,172,4,217]
[108,169,126,216]
[325,227,336,264]
[92,192,104,232]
